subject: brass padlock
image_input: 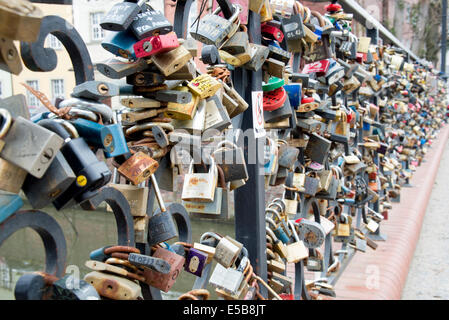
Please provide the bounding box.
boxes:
[0,0,43,42]
[151,45,192,77]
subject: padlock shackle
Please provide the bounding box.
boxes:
[38,119,71,141]
[150,174,166,212]
[0,108,12,139]
[59,98,114,123]
[68,108,99,123]
[200,232,222,244]
[288,220,301,242]
[55,119,80,139]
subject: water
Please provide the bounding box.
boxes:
[0,203,235,300]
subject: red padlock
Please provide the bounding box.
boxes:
[134,32,179,58]
[302,60,330,74]
[325,3,342,13]
[356,53,367,64]
[263,87,287,111]
[261,23,284,42]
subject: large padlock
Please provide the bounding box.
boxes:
[221,25,249,56]
[22,152,76,210]
[117,151,159,185]
[100,0,146,31]
[0,111,64,179]
[109,184,149,217]
[190,4,240,48]
[71,118,129,157]
[84,271,141,300]
[0,0,43,42]
[102,29,138,60]
[147,175,179,247]
[165,87,199,120]
[130,6,173,40]
[183,165,226,216]
[213,140,248,183]
[264,95,292,123]
[277,139,299,170]
[295,219,326,249]
[214,234,243,269]
[143,247,185,292]
[204,95,232,133]
[38,120,111,210]
[171,99,206,133]
[210,255,249,296]
[151,45,192,77]
[181,157,218,203]
[304,133,331,165]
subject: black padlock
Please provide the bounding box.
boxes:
[130,6,173,40]
[38,120,112,211]
[264,96,293,123]
[101,0,146,32]
[304,133,331,165]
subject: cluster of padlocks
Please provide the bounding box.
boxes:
[0,0,447,300]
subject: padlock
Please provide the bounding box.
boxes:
[221,25,249,56]
[264,95,292,123]
[165,87,199,121]
[277,140,299,170]
[187,74,222,100]
[143,247,185,292]
[151,45,192,77]
[97,58,149,79]
[38,120,112,210]
[130,7,173,39]
[209,255,245,296]
[101,0,146,31]
[261,22,284,42]
[51,275,100,300]
[0,193,24,224]
[126,71,165,87]
[184,248,209,277]
[22,152,76,210]
[216,259,252,300]
[303,172,320,197]
[102,29,138,60]
[266,217,289,244]
[117,151,159,185]
[84,271,141,300]
[190,4,241,48]
[128,253,171,275]
[213,140,248,182]
[214,234,243,269]
[0,37,22,75]
[134,32,179,58]
[147,174,179,247]
[296,219,326,249]
[0,113,64,179]
[182,156,218,202]
[183,165,226,216]
[0,95,30,120]
[109,184,148,217]
[0,158,27,194]
[286,220,309,263]
[171,99,206,133]
[266,228,288,259]
[0,0,43,42]
[304,133,331,165]
[72,81,119,101]
[71,119,129,158]
[243,44,270,71]
[268,45,292,65]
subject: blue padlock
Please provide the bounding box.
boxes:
[362,121,371,131]
[71,119,129,158]
[0,194,24,224]
[102,29,137,60]
[103,124,129,159]
[267,218,289,244]
[283,83,302,109]
[313,25,323,40]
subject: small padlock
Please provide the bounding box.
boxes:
[134,32,179,58]
[130,6,173,39]
[101,0,146,31]
[151,45,192,77]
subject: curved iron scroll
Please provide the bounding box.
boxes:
[0,210,67,278]
[20,15,94,85]
[80,187,135,248]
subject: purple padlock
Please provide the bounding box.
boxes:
[184,248,208,277]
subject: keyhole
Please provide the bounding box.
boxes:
[143,41,153,52]
[40,149,54,164]
[7,49,15,61]
[98,84,109,95]
[103,134,113,147]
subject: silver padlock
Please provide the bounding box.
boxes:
[0,113,64,179]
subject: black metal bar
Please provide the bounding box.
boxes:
[234,10,268,298]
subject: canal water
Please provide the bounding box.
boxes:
[0,203,235,300]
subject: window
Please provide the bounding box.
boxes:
[51,79,65,103]
[26,80,40,110]
[46,34,62,50]
[91,12,105,41]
